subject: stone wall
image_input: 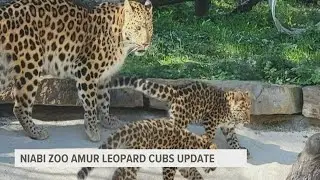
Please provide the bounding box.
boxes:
[302,86,320,120]
[0,78,318,123]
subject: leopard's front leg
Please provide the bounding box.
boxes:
[96,83,124,129]
[220,125,250,158]
[179,167,204,180]
[112,167,140,180]
[163,167,178,180]
[76,80,100,142]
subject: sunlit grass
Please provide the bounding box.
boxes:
[120,0,320,85]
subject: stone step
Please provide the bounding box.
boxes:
[0,78,317,120]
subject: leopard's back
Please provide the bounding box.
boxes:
[100,118,210,149]
[170,82,220,123]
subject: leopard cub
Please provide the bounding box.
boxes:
[104,77,252,155]
[77,118,217,180]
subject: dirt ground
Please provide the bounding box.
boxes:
[0,107,319,180]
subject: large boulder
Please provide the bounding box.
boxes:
[286,133,320,180]
[204,80,303,115]
[302,86,320,120]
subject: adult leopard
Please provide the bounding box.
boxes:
[0,0,153,141]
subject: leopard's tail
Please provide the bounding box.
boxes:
[105,77,178,102]
[76,128,130,180]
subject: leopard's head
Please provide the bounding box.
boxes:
[227,90,252,124]
[122,0,153,56]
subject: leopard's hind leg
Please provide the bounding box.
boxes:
[10,34,49,140]
[202,116,218,141]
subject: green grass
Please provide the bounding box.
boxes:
[120,0,320,85]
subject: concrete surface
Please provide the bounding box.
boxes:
[0,108,319,180]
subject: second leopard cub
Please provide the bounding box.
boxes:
[77,118,217,180]
[104,77,252,155]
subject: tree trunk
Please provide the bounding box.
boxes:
[195,0,211,17]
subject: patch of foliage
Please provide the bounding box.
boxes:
[120,0,320,85]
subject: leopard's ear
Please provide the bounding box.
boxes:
[209,144,217,149]
[242,90,248,96]
[144,0,152,6]
[233,91,245,102]
[144,0,152,12]
[124,0,133,12]
[244,91,255,101]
